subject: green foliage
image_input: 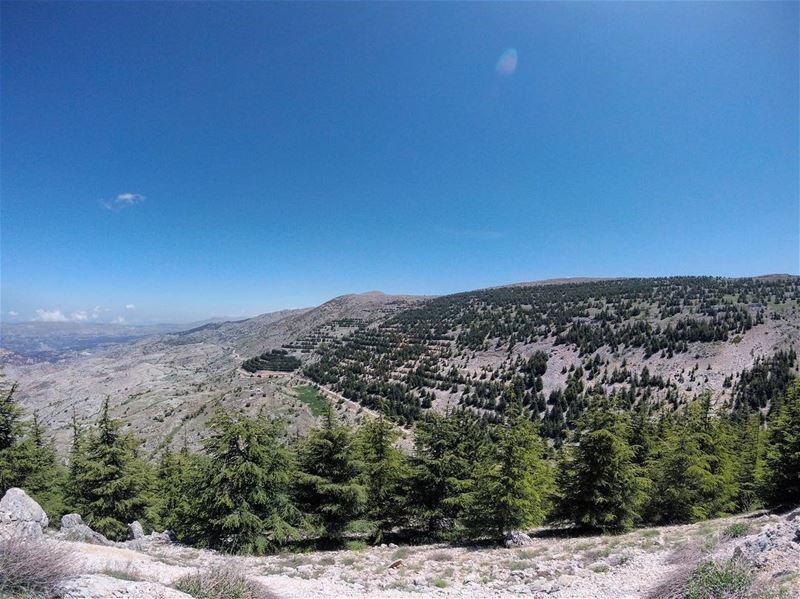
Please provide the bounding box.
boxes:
[175,566,275,599]
[151,447,210,543]
[295,404,364,542]
[462,399,552,539]
[355,415,409,542]
[67,397,150,540]
[764,380,800,507]
[198,410,301,554]
[557,396,646,532]
[242,349,301,373]
[409,409,489,536]
[294,385,328,417]
[685,558,754,599]
[646,396,738,524]
[0,385,67,520]
[723,522,750,539]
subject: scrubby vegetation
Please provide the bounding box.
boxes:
[175,566,276,599]
[0,536,77,597]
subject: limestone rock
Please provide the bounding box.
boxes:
[128,520,145,540]
[58,513,114,546]
[0,487,48,538]
[504,530,533,548]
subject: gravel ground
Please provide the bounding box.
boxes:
[55,510,800,598]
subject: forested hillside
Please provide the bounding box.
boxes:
[243,277,800,437]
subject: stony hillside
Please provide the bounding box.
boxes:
[3,277,799,452]
[1,293,422,452]
[3,486,799,598]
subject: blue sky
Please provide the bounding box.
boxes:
[2,2,798,323]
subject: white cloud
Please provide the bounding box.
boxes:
[35,309,69,322]
[125,304,136,310]
[8,311,18,317]
[102,192,145,211]
[70,310,88,321]
[112,316,126,324]
[91,306,104,319]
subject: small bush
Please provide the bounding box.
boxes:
[175,566,277,599]
[344,540,367,552]
[0,536,78,597]
[723,523,750,539]
[685,559,754,599]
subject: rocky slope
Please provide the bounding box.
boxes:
[1,293,422,452]
[2,488,798,598]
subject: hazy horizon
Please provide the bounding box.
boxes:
[2,2,798,324]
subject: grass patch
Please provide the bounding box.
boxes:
[175,566,277,599]
[590,563,610,573]
[685,559,754,599]
[294,385,327,417]
[101,563,142,582]
[431,578,448,588]
[344,540,367,552]
[723,522,751,539]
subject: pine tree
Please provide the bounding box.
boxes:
[69,398,149,540]
[558,396,646,532]
[295,403,364,543]
[462,400,552,539]
[356,414,409,543]
[647,398,738,523]
[0,386,66,517]
[734,414,765,512]
[410,409,489,536]
[12,412,67,518]
[764,380,800,507]
[198,409,300,554]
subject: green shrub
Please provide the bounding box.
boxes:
[175,566,276,599]
[723,522,750,539]
[686,559,754,599]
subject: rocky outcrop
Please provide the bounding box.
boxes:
[0,487,49,538]
[503,530,533,548]
[128,520,145,540]
[58,513,115,546]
